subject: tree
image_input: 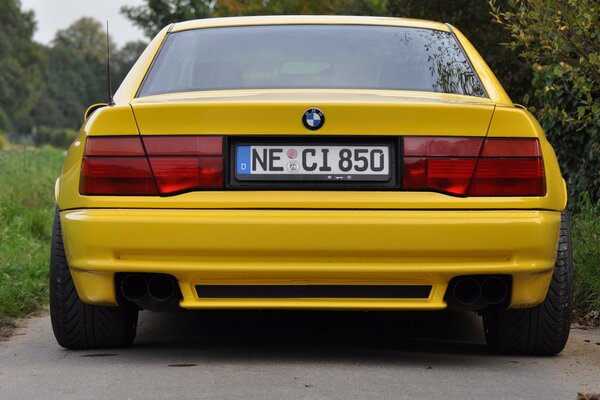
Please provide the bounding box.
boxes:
[28,18,116,131]
[113,40,148,89]
[121,0,388,35]
[121,0,213,38]
[0,0,45,133]
[492,0,600,202]
[216,0,335,15]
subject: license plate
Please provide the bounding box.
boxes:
[235,144,391,181]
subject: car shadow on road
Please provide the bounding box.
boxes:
[93,310,502,367]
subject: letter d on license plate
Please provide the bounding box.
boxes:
[235,144,391,182]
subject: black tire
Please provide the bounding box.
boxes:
[483,212,573,356]
[50,209,138,349]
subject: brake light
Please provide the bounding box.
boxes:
[80,136,224,195]
[403,137,545,196]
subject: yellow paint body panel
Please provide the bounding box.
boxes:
[62,209,559,309]
[57,16,568,311]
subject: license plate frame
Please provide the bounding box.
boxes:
[228,136,400,190]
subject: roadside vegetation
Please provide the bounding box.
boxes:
[0,146,64,326]
[572,196,600,322]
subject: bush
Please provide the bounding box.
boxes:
[33,126,77,148]
[0,133,9,150]
[491,0,600,204]
[0,107,10,133]
[572,194,600,315]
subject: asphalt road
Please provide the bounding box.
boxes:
[1,310,599,400]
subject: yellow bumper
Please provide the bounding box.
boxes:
[60,209,560,310]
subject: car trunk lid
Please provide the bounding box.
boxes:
[130,89,496,136]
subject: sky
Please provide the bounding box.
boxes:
[21,0,147,47]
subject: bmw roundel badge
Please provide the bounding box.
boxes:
[302,108,325,131]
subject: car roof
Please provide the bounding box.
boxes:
[171,15,450,33]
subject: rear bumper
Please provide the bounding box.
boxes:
[61,209,560,310]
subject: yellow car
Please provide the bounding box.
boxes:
[50,16,572,355]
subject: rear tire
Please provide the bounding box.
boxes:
[483,212,573,356]
[50,209,138,349]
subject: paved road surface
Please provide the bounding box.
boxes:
[1,310,599,399]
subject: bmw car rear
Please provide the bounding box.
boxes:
[51,16,571,355]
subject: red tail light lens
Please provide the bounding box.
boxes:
[404,137,483,157]
[480,138,541,157]
[80,157,157,195]
[84,136,146,156]
[403,137,545,196]
[143,136,223,156]
[81,136,158,195]
[469,158,545,195]
[149,157,223,194]
[404,158,477,195]
[403,137,483,196]
[80,136,224,196]
[142,136,223,195]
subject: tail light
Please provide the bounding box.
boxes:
[80,136,223,195]
[143,136,223,194]
[81,135,544,197]
[403,137,545,196]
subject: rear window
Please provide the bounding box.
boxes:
[138,24,486,98]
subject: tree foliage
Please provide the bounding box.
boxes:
[21,18,146,134]
[0,0,45,131]
[215,0,389,16]
[491,0,600,202]
[121,0,355,36]
[30,18,116,131]
[113,40,149,86]
[121,0,213,38]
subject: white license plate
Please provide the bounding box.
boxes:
[235,145,391,181]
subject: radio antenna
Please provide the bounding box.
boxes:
[106,21,114,105]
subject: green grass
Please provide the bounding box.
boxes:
[0,146,64,323]
[572,195,600,317]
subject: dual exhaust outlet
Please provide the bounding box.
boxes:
[120,273,508,311]
[446,275,510,311]
[120,273,181,311]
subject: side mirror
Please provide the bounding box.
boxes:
[84,103,109,122]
